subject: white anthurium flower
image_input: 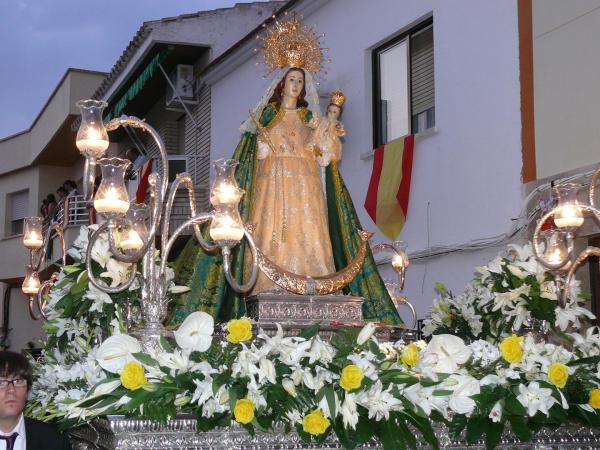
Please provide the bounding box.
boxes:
[87,379,121,399]
[420,334,472,373]
[356,381,403,421]
[95,334,142,373]
[340,393,359,429]
[489,401,503,423]
[447,375,480,416]
[90,237,111,268]
[517,381,557,417]
[100,258,131,288]
[84,285,113,313]
[357,322,377,345]
[480,374,500,386]
[173,311,214,352]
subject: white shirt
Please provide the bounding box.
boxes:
[0,413,25,450]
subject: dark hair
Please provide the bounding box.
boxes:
[46,193,56,203]
[56,187,68,196]
[327,103,343,120]
[268,68,308,109]
[0,351,32,389]
[64,180,77,190]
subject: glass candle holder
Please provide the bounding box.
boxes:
[553,183,584,230]
[210,159,244,207]
[210,204,245,244]
[22,267,40,295]
[23,217,44,249]
[391,240,409,271]
[542,229,569,266]
[120,204,148,250]
[76,100,110,158]
[94,157,131,216]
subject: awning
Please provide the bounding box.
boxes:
[104,49,170,122]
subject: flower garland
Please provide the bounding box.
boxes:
[26,232,600,450]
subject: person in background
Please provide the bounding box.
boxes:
[39,199,48,222]
[0,351,71,449]
[45,194,57,223]
[63,180,78,198]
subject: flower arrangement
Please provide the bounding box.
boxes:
[26,232,600,450]
[422,243,594,342]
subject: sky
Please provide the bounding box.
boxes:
[0,0,267,138]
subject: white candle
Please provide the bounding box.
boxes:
[120,229,144,250]
[76,138,109,156]
[22,278,40,295]
[94,187,130,214]
[214,183,241,205]
[94,198,130,214]
[547,248,564,265]
[555,216,584,228]
[210,226,244,241]
[555,205,584,228]
[23,237,44,249]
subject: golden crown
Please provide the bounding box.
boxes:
[257,13,327,75]
[329,90,346,107]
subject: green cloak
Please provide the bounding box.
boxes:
[169,103,402,326]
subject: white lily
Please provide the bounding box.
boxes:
[357,322,377,345]
[517,381,557,417]
[340,393,359,429]
[84,285,113,313]
[100,258,131,287]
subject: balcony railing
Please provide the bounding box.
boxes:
[43,195,89,235]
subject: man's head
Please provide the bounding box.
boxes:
[0,352,31,424]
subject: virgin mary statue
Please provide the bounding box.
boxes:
[170,15,402,326]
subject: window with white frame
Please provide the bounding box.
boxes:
[373,18,434,147]
[7,190,29,236]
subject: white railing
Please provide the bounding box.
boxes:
[43,195,89,235]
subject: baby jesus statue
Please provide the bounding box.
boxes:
[307,90,346,166]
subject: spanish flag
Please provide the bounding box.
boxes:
[364,135,415,240]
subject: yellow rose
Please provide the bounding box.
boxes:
[339,364,364,391]
[302,409,330,435]
[589,389,600,409]
[227,318,253,344]
[547,362,569,389]
[401,343,420,367]
[120,361,147,390]
[233,398,255,424]
[499,334,524,364]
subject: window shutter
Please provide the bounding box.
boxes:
[410,26,434,116]
[10,191,28,221]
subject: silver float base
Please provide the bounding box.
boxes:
[68,415,600,449]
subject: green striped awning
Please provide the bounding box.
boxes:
[104,49,170,122]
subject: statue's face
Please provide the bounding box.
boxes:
[283,70,304,99]
[327,105,341,121]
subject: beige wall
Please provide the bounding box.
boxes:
[533,0,600,179]
[0,284,46,352]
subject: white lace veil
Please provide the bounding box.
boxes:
[239,68,322,134]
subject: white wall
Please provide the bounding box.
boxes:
[533,0,600,179]
[208,0,523,320]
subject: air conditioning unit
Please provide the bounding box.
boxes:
[166,65,198,110]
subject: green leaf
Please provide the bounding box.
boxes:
[160,336,175,353]
[62,265,83,274]
[432,389,454,397]
[71,271,89,295]
[132,352,160,368]
[400,409,440,450]
[484,420,504,450]
[298,323,320,339]
[466,417,485,444]
[325,386,337,419]
[508,416,532,441]
[504,394,526,416]
[568,355,600,367]
[377,416,406,450]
